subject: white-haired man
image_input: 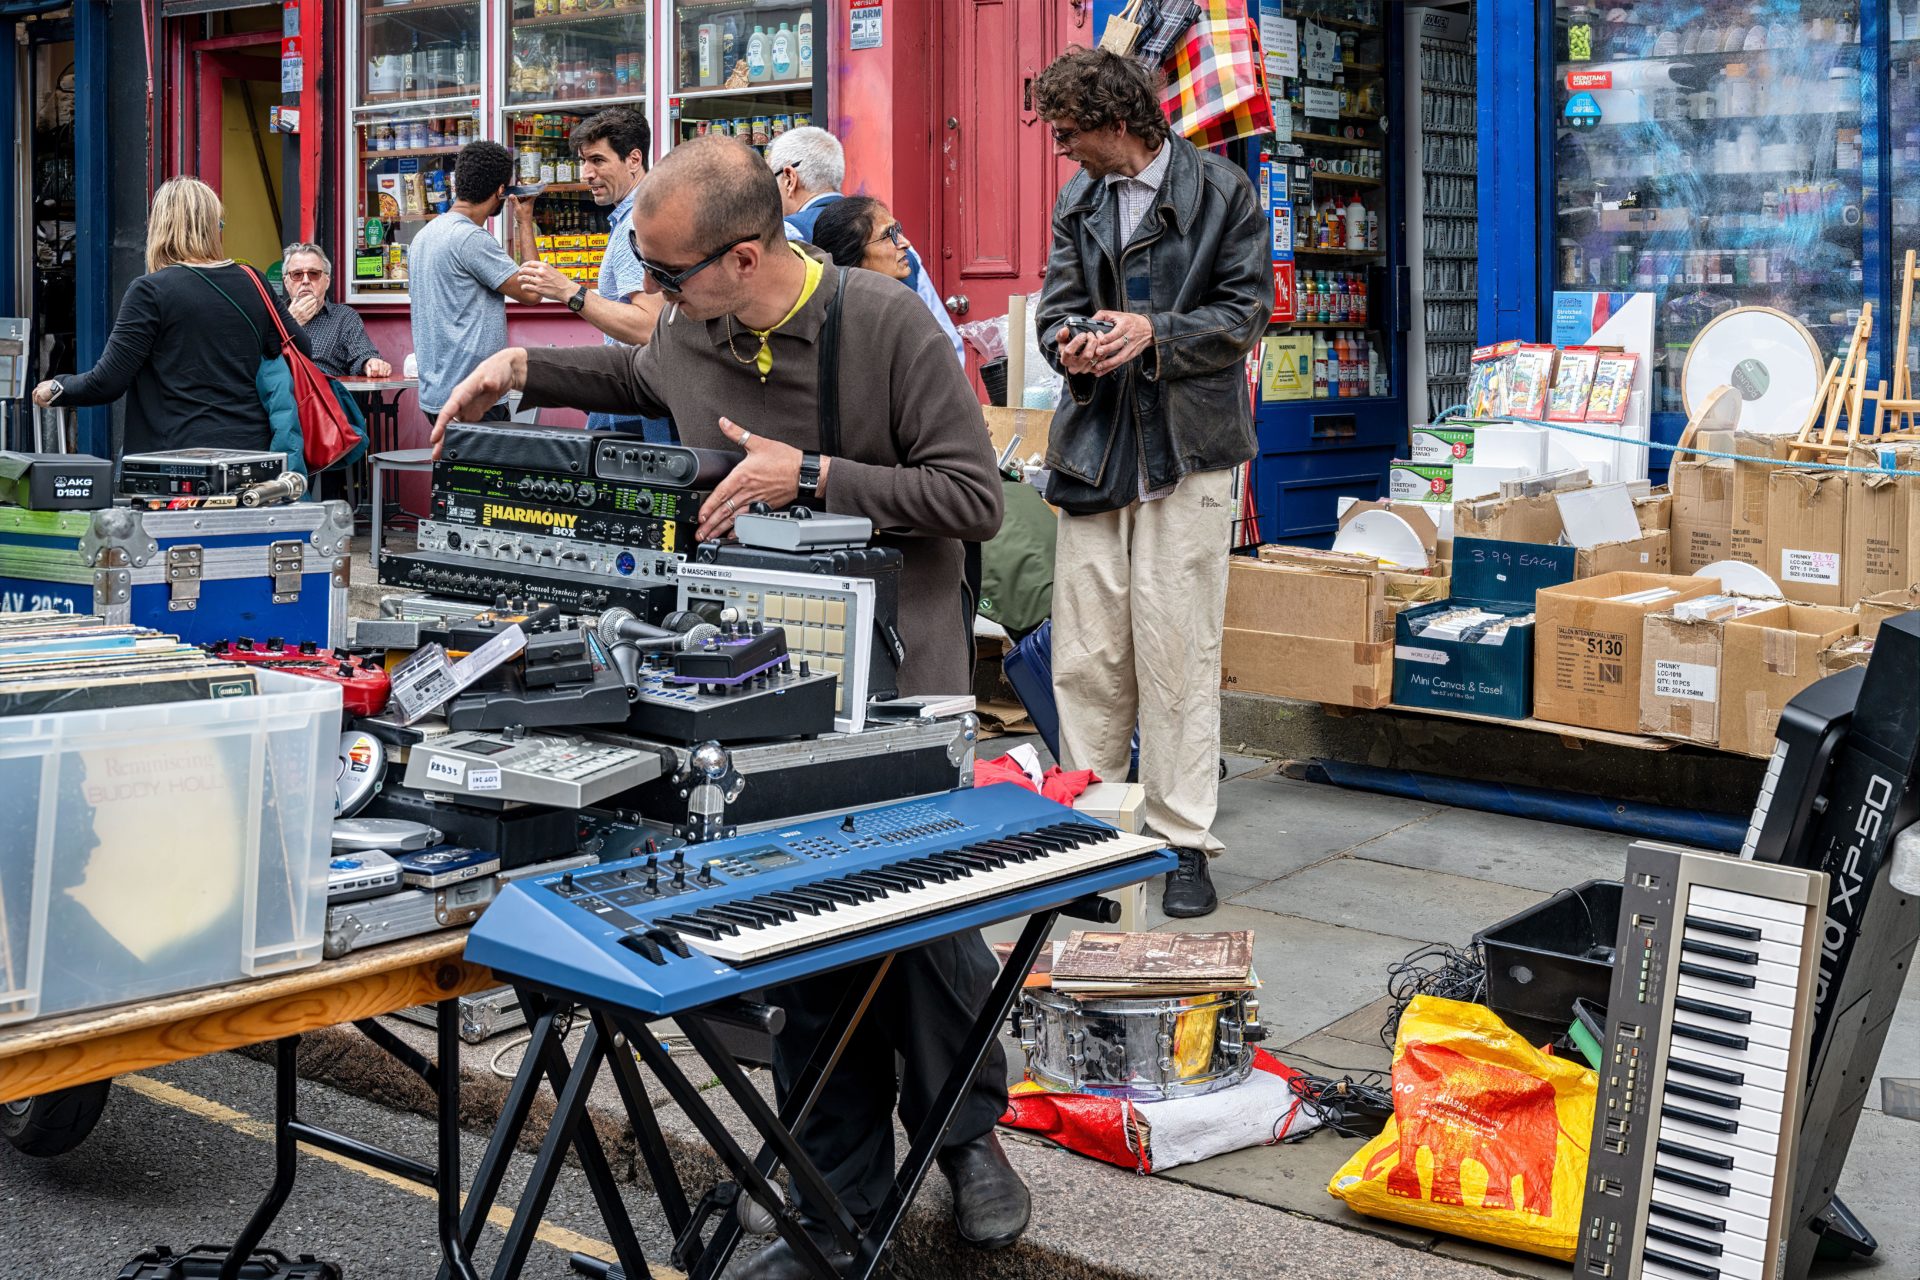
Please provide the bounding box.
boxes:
[282,243,391,379]
[766,126,962,362]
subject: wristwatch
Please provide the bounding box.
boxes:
[797,451,824,500]
[565,286,588,314]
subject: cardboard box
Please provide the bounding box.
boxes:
[1766,467,1848,606]
[1455,492,1565,545]
[1388,462,1452,503]
[1844,442,1920,605]
[1533,572,1719,733]
[1731,431,1795,566]
[1221,630,1394,707]
[1578,529,1671,578]
[1820,635,1876,675]
[1670,454,1734,573]
[1718,604,1859,757]
[1858,587,1920,639]
[1392,538,1577,719]
[1639,611,1731,745]
[982,407,1053,469]
[1226,555,1388,643]
[1409,425,1475,463]
[1635,490,1672,534]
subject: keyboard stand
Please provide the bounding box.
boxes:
[458,898,1100,1280]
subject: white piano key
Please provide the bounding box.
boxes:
[1675,963,1804,1009]
[1665,1023,1790,1074]
[1650,1179,1773,1242]
[1654,1116,1781,1178]
[1649,1215,1771,1265]
[1645,1252,1762,1280]
[1681,926,1803,971]
[1682,900,1814,949]
[1665,1045,1789,1097]
[1675,977,1798,1026]
[1658,1104,1785,1157]
[1691,884,1807,928]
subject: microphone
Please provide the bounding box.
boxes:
[596,609,724,699]
[238,473,307,507]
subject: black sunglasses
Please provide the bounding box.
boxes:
[628,232,756,292]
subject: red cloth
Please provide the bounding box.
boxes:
[974,756,1100,804]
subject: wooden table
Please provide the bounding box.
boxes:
[0,933,496,1280]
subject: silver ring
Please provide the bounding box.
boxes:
[724,498,736,513]
[739,429,753,444]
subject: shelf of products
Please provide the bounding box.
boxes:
[1554,0,1863,414]
[358,0,481,106]
[507,1,647,108]
[349,105,481,295]
[1410,19,1477,420]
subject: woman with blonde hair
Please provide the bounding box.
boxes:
[32,176,310,456]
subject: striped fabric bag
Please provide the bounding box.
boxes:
[1159,0,1273,149]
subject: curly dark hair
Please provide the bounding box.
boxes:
[811,196,887,270]
[1032,45,1169,149]
[453,140,514,205]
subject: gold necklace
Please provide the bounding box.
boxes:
[725,318,771,383]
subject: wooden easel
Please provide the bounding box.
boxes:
[1789,304,1881,461]
[1879,249,1920,437]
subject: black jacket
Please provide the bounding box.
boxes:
[1036,136,1271,513]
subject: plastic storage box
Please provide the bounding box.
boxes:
[1474,879,1623,1043]
[0,668,340,1027]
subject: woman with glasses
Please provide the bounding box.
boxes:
[810,196,913,283]
[30,176,312,457]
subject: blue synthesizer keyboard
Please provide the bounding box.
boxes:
[465,784,1174,1015]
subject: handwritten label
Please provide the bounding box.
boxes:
[425,756,465,786]
[1653,659,1717,702]
[1780,549,1840,585]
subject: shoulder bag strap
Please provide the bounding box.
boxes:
[235,264,298,352]
[815,267,847,457]
[180,264,265,349]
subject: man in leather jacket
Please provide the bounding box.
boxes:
[1034,46,1271,918]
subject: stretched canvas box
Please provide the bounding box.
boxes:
[1392,538,1577,719]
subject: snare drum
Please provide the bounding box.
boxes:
[1016,988,1262,1101]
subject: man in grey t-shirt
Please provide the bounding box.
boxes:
[407,141,542,419]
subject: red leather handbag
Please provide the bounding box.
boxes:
[239,266,364,472]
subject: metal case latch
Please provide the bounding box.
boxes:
[166,545,203,611]
[270,539,305,604]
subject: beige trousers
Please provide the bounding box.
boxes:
[1051,467,1234,853]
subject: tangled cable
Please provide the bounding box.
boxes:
[1379,942,1487,1051]
[1281,1071,1396,1141]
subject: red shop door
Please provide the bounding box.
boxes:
[163,13,285,271]
[932,0,1086,391]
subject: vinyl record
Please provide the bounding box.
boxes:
[1681,307,1823,434]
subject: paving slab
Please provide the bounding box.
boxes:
[1871,988,1918,1115]
[1278,1031,1393,1078]
[1349,805,1634,894]
[1429,1237,1573,1280]
[1832,1106,1920,1271]
[1228,858,1549,947]
[1140,868,1265,929]
[1312,995,1401,1055]
[1151,902,1428,1048]
[1212,775,1443,881]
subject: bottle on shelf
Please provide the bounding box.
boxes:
[1312,332,1330,397]
[1326,334,1342,398]
[798,9,814,77]
[1345,194,1366,249]
[747,25,770,83]
[772,22,794,81]
[720,14,741,77]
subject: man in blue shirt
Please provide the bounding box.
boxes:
[766,126,964,364]
[514,106,674,442]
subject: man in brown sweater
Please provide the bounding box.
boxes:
[433,137,1024,1277]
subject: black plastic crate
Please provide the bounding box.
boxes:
[1474,880,1622,1042]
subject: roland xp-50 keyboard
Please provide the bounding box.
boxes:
[464,784,1174,1015]
[1577,841,1826,1280]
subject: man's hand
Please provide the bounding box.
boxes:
[1088,309,1154,377]
[30,380,60,407]
[288,293,322,326]
[505,194,536,226]
[1054,325,1099,377]
[696,417,827,542]
[515,260,581,305]
[430,348,528,457]
[364,357,393,379]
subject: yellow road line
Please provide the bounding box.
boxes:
[120,1073,684,1280]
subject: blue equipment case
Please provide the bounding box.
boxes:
[0,501,352,647]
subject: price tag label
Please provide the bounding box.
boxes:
[468,766,502,792]
[425,756,465,786]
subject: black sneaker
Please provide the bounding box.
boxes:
[1161,847,1218,918]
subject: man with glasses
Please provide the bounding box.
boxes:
[511,106,674,443]
[281,244,391,380]
[431,136,1024,1280]
[765,125,964,362]
[1033,47,1270,919]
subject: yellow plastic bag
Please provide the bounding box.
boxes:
[1327,996,1596,1261]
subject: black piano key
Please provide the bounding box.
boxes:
[694,908,752,934]
[1681,938,1760,965]
[1019,832,1071,852]
[742,897,798,923]
[1679,961,1757,990]
[844,872,898,896]
[867,867,923,892]
[1663,1104,1740,1134]
[1667,1056,1745,1087]
[957,843,1010,866]
[1674,995,1753,1025]
[977,839,1034,862]
[1657,1138,1736,1170]
[1654,1165,1732,1197]
[1646,1222,1723,1257]
[925,853,985,875]
[712,901,780,927]
[811,880,867,905]
[897,857,957,883]
[1649,1199,1726,1232]
[660,914,723,941]
[764,891,823,916]
[1671,1020,1749,1051]
[1684,914,1762,941]
[946,850,1004,871]
[1643,1246,1720,1279]
[1665,1080,1741,1111]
